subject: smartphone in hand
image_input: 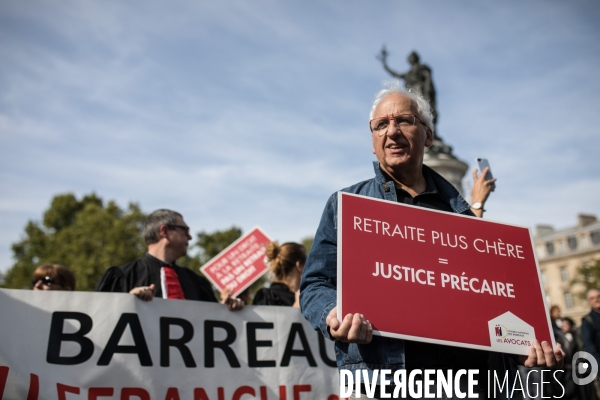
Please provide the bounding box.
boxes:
[476,158,496,191]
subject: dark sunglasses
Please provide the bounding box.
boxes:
[167,224,190,234]
[32,276,55,287]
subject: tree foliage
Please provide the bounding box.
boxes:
[3,193,147,291]
[301,236,314,252]
[196,226,243,264]
[572,259,600,299]
[180,226,243,273]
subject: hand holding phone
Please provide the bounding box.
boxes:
[471,158,497,217]
[476,158,496,191]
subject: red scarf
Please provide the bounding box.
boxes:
[161,266,185,300]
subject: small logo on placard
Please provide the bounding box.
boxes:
[488,312,535,354]
[495,324,507,337]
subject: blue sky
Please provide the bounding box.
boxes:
[1,1,599,272]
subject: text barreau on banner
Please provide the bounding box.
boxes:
[0,289,339,399]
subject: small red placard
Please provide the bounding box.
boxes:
[338,192,554,355]
[200,226,271,297]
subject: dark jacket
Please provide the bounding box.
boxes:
[96,253,217,302]
[253,282,296,306]
[582,309,600,364]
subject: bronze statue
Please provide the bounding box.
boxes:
[378,47,438,128]
[376,47,469,193]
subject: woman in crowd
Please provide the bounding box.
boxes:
[550,305,563,328]
[32,264,76,291]
[253,242,306,307]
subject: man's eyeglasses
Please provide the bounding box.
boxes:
[369,114,426,136]
[167,224,190,234]
[32,276,54,287]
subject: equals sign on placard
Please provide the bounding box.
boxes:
[438,258,448,264]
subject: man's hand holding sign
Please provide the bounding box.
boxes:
[520,340,564,369]
[326,307,373,344]
[325,306,563,368]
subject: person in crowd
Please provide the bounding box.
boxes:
[551,314,573,399]
[562,316,599,400]
[253,241,307,307]
[558,317,578,399]
[551,305,563,329]
[470,166,496,218]
[300,80,564,399]
[562,317,578,351]
[32,264,76,291]
[96,209,243,310]
[582,289,600,364]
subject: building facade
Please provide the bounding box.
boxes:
[535,214,600,323]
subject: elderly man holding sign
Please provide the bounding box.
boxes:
[300,81,563,399]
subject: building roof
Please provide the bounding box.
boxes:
[535,215,600,242]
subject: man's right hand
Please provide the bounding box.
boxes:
[220,289,245,311]
[326,306,373,344]
[129,284,155,301]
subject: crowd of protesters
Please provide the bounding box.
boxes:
[31,208,307,311]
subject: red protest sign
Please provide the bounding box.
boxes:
[338,192,554,355]
[200,226,271,297]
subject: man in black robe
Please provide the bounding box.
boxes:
[96,209,243,310]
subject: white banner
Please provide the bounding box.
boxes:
[0,289,340,400]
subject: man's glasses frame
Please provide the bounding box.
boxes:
[369,114,427,136]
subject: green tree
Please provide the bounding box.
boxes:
[572,259,600,299]
[3,193,147,291]
[196,226,243,264]
[180,226,243,272]
[301,236,314,252]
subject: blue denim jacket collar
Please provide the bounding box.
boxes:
[371,161,472,215]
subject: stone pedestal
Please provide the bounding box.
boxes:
[424,137,469,196]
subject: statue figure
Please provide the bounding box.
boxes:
[376,47,469,194]
[377,47,438,128]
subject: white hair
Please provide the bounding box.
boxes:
[369,80,434,132]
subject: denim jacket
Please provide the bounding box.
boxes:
[299,162,475,378]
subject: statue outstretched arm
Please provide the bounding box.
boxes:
[377,46,406,79]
